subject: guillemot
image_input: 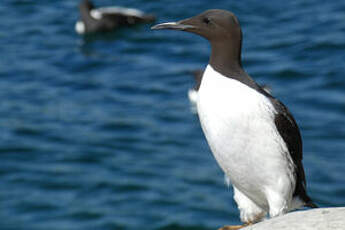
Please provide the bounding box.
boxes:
[75,0,156,34]
[188,69,272,113]
[152,10,317,229]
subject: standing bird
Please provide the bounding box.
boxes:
[152,10,317,229]
[75,0,156,34]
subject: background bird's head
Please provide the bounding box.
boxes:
[80,0,94,12]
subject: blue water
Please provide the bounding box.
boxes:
[1,0,345,229]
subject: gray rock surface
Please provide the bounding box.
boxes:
[243,207,345,230]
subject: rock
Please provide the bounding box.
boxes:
[243,207,345,230]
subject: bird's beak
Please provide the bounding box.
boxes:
[151,18,196,31]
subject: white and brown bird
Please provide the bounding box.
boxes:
[152,9,317,229]
[75,0,156,34]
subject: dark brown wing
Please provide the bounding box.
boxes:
[270,97,316,207]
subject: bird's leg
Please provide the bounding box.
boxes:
[218,222,253,230]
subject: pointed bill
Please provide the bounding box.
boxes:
[151,22,195,31]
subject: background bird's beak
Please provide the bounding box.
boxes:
[151,18,195,31]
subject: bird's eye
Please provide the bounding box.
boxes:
[203,17,211,24]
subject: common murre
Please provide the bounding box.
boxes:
[188,69,272,113]
[76,0,156,34]
[152,9,317,229]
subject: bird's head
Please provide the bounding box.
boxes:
[80,0,94,11]
[151,9,241,44]
[152,9,244,72]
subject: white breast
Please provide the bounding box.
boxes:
[188,88,198,113]
[75,21,85,34]
[197,65,295,208]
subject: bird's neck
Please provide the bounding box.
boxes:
[208,41,261,91]
[80,5,96,22]
[209,41,243,78]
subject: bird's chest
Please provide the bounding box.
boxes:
[197,66,275,176]
[198,77,258,135]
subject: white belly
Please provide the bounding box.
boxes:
[75,21,85,34]
[197,65,294,208]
